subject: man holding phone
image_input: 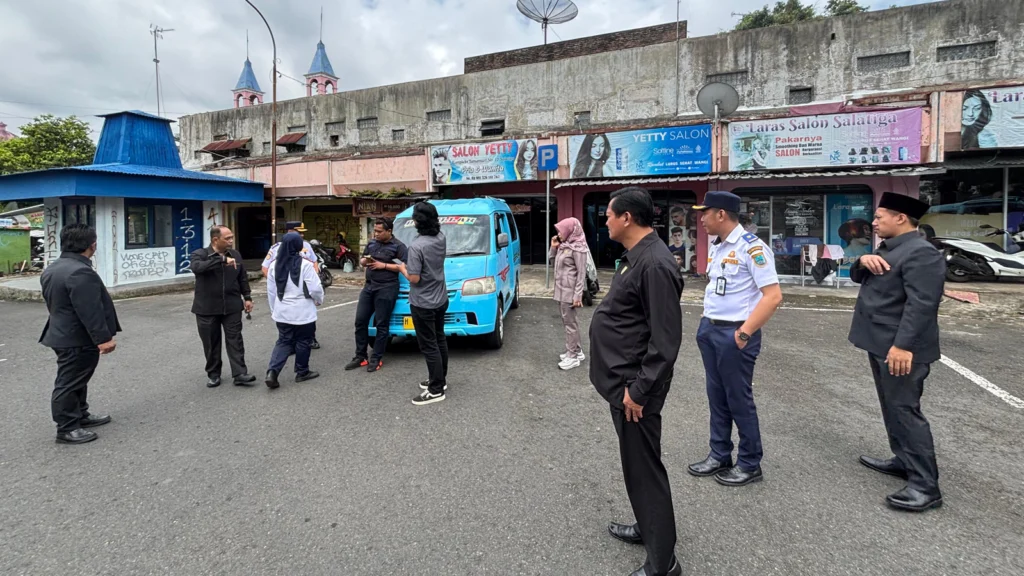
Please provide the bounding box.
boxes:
[345,217,407,373]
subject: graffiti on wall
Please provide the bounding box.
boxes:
[45,204,59,263]
[177,206,197,274]
[120,250,173,280]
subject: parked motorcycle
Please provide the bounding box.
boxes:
[308,240,334,288]
[932,224,1024,282]
[334,234,359,273]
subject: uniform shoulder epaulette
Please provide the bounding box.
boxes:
[741,232,759,244]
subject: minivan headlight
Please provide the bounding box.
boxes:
[462,277,496,296]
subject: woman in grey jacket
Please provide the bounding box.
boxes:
[550,217,590,370]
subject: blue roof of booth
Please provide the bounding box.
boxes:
[0,111,264,202]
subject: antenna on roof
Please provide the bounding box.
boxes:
[149,24,175,117]
[516,0,579,45]
[246,30,249,59]
[319,6,323,42]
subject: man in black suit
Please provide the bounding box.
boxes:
[189,225,256,388]
[39,224,121,445]
[848,192,945,512]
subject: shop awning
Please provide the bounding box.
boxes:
[940,153,1024,170]
[200,138,251,153]
[553,166,944,188]
[276,132,307,145]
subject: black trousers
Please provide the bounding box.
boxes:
[410,301,449,395]
[354,285,399,362]
[869,353,940,495]
[195,312,247,378]
[52,346,100,433]
[611,400,677,575]
[269,322,316,375]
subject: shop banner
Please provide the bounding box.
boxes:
[961,86,1024,149]
[568,125,712,178]
[430,139,539,186]
[728,108,923,171]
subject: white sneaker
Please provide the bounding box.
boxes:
[558,357,581,370]
[559,351,585,361]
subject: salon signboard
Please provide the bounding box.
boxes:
[728,107,923,171]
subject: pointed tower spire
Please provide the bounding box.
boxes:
[305,8,338,96]
[232,36,264,109]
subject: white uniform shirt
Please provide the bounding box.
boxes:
[267,259,324,325]
[262,240,316,270]
[703,224,780,322]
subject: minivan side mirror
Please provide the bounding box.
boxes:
[497,232,509,249]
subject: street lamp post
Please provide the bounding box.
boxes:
[245,0,278,244]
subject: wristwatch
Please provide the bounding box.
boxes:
[738,331,751,342]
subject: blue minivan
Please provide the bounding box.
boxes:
[369,198,521,349]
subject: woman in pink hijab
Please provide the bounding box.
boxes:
[550,217,590,370]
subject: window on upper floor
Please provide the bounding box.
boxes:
[480,118,505,137]
[788,87,813,105]
[427,109,452,122]
[937,41,997,62]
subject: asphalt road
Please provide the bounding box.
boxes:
[1,287,1022,576]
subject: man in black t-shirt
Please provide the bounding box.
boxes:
[345,217,408,373]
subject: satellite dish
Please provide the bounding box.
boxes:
[696,82,740,122]
[517,0,579,45]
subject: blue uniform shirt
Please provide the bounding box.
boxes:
[703,224,779,322]
[262,240,316,270]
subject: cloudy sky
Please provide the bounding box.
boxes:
[0,0,930,138]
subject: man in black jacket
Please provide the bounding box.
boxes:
[589,187,684,576]
[40,224,121,444]
[190,225,256,388]
[849,192,945,512]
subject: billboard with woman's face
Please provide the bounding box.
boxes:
[429,139,538,185]
[961,86,1024,149]
[568,126,712,178]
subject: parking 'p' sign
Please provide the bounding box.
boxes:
[538,144,558,171]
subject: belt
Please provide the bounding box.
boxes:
[706,318,744,327]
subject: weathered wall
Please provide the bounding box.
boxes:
[464,22,685,73]
[178,0,1024,165]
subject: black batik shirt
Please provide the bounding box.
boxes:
[588,232,684,408]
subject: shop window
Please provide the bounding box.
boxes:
[125,201,173,249]
[919,169,1005,245]
[63,200,95,229]
[734,186,873,277]
[583,190,698,270]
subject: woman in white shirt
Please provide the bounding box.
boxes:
[265,232,324,388]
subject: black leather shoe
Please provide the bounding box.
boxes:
[687,455,733,477]
[265,370,280,389]
[56,428,98,444]
[233,374,257,386]
[311,338,321,350]
[295,370,320,383]
[608,522,643,545]
[859,455,908,479]
[886,486,942,512]
[715,465,763,487]
[80,414,111,428]
[206,376,221,388]
[629,558,681,576]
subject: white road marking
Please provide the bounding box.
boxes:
[320,300,358,311]
[940,354,1024,409]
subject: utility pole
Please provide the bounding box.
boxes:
[245,0,278,244]
[150,24,174,117]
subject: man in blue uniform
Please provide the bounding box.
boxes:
[688,191,783,487]
[345,217,407,372]
[262,221,321,349]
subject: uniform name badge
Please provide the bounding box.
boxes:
[715,276,727,295]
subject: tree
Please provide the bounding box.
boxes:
[735,0,869,30]
[735,0,817,30]
[825,0,868,17]
[0,115,95,175]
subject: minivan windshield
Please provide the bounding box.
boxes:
[394,215,492,256]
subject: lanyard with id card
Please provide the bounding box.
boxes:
[715,262,727,295]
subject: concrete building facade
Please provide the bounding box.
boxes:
[178,0,1024,277]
